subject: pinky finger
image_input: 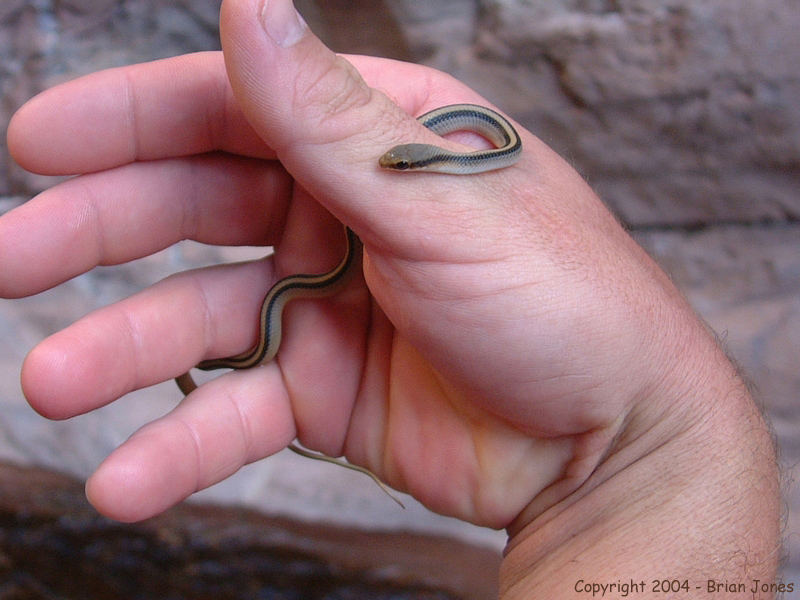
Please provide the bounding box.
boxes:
[85,365,296,522]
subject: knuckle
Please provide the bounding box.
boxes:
[291,56,373,140]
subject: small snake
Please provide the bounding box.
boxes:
[175,104,522,505]
[379,103,522,173]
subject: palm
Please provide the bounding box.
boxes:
[228,182,559,527]
[268,175,604,527]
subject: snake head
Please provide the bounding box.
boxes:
[378,143,433,171]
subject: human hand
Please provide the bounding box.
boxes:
[4,3,778,588]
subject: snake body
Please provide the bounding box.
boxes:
[175,104,522,505]
[379,104,522,173]
[176,226,361,386]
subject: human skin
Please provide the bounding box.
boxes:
[2,0,781,597]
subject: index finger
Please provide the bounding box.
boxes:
[7,52,272,176]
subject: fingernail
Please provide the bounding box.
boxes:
[261,0,307,48]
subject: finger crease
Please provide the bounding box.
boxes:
[225,383,255,463]
[122,69,142,162]
[173,414,207,493]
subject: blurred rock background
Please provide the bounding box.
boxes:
[1,0,798,594]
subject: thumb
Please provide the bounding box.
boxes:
[219,0,402,229]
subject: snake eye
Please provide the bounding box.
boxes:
[394,160,410,170]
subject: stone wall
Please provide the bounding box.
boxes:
[1,0,798,589]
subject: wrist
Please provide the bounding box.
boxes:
[501,321,780,598]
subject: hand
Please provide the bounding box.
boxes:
[3,0,779,593]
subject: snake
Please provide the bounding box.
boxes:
[175,104,522,506]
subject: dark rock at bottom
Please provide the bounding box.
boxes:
[0,462,500,600]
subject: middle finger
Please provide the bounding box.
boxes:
[0,153,291,298]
